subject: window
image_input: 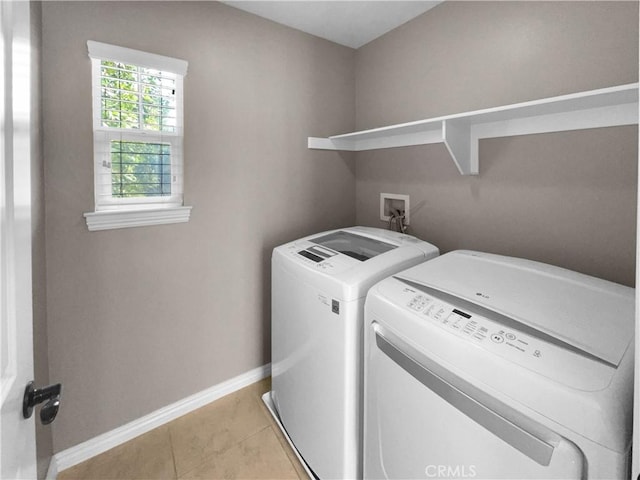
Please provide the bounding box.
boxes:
[84,41,191,231]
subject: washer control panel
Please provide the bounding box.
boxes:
[285,242,342,272]
[399,285,613,390]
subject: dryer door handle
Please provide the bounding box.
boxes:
[374,326,570,467]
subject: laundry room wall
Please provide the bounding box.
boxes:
[41,1,355,452]
[354,1,639,287]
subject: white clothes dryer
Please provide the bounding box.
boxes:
[267,227,439,479]
[364,250,634,479]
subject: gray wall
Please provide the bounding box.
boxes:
[42,1,355,452]
[355,1,638,286]
[30,1,53,478]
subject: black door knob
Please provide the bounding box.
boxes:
[39,395,60,425]
[23,381,62,425]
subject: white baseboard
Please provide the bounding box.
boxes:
[50,363,271,477]
[44,457,58,480]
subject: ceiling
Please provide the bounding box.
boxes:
[220,1,442,49]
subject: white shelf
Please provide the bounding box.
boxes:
[308,83,639,175]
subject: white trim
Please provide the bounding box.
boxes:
[52,364,271,476]
[84,206,192,231]
[87,41,188,76]
[45,458,58,480]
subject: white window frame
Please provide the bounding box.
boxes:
[84,41,191,231]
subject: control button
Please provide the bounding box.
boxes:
[505,333,516,340]
[491,334,504,344]
[533,350,542,358]
[407,297,423,310]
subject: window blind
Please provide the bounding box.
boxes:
[99,61,178,133]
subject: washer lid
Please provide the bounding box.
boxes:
[397,250,634,367]
[310,231,397,261]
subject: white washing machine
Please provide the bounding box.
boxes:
[364,250,634,480]
[266,226,439,479]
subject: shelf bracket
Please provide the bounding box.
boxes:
[443,119,477,175]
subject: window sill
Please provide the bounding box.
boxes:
[84,206,192,231]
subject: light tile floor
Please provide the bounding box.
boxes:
[58,378,308,480]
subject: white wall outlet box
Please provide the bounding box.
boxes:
[380,193,410,225]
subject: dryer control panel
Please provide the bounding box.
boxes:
[396,283,616,391]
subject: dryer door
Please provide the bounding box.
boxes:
[364,323,586,480]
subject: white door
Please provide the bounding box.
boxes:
[0,1,37,479]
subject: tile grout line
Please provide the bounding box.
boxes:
[255,394,310,479]
[172,387,273,479]
[258,424,306,480]
[260,404,307,476]
[177,424,273,479]
[276,429,309,480]
[268,423,310,479]
[166,424,179,480]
